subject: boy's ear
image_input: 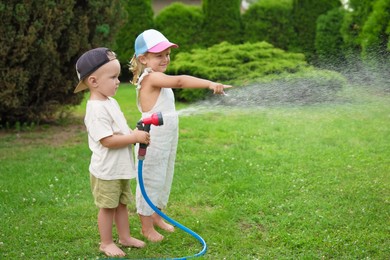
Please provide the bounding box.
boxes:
[86,75,98,88]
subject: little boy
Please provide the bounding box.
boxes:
[74,47,150,257]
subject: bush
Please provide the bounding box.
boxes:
[209,68,347,107]
[338,0,389,85]
[340,0,374,59]
[0,1,124,126]
[361,0,390,64]
[315,8,347,69]
[242,0,295,51]
[168,41,309,102]
[291,0,341,62]
[279,69,346,101]
[202,0,242,47]
[155,3,204,56]
[115,0,154,81]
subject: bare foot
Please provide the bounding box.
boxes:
[100,242,126,257]
[155,219,175,232]
[152,214,175,232]
[119,237,146,248]
[141,228,164,242]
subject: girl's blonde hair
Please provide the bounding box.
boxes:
[129,54,145,85]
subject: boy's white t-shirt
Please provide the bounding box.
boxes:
[84,97,136,180]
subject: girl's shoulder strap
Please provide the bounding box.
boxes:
[137,68,154,90]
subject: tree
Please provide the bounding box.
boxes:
[155,3,204,56]
[0,0,124,126]
[115,0,154,81]
[315,8,347,69]
[361,0,390,62]
[340,0,374,58]
[242,0,295,51]
[291,0,341,62]
[202,0,242,47]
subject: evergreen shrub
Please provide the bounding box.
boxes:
[202,0,242,47]
[242,0,295,51]
[361,0,390,64]
[213,69,347,106]
[115,0,153,63]
[339,0,389,85]
[340,0,374,58]
[0,1,124,126]
[115,0,154,81]
[315,8,347,69]
[155,3,204,57]
[291,0,341,61]
[168,41,312,102]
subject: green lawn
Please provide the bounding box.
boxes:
[0,84,389,259]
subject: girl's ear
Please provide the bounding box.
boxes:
[138,55,147,65]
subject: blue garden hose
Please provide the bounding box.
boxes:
[138,159,207,259]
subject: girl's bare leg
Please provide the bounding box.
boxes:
[115,203,145,248]
[152,212,175,232]
[139,214,164,242]
[98,208,125,257]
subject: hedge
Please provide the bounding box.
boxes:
[155,2,204,56]
[208,69,347,107]
[0,1,124,126]
[167,41,346,102]
[242,0,295,51]
[315,8,347,69]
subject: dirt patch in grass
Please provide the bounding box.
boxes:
[0,117,86,148]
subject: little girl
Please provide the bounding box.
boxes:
[130,29,231,242]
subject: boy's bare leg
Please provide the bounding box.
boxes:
[98,208,126,257]
[139,214,164,242]
[115,203,145,248]
[152,212,175,232]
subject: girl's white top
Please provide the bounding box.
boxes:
[136,68,177,116]
[135,68,179,216]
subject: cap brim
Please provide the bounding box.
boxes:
[74,80,88,93]
[148,41,178,53]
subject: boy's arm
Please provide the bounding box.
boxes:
[100,129,150,149]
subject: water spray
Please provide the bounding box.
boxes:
[136,112,207,259]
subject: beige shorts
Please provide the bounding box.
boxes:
[90,174,132,208]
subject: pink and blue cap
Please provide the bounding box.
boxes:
[134,29,178,57]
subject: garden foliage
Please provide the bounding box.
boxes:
[213,69,347,107]
[291,0,341,60]
[154,3,204,56]
[0,0,124,126]
[242,0,295,51]
[202,0,242,47]
[315,8,347,69]
[167,41,346,102]
[115,0,154,76]
[338,0,389,82]
[2,0,389,126]
[340,0,374,58]
[360,0,390,65]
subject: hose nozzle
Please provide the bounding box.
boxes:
[136,112,164,160]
